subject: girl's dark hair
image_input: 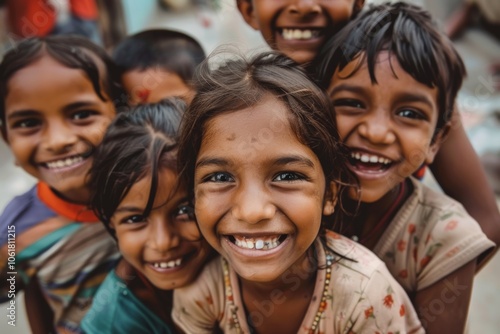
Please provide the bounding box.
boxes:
[313,2,466,135]
[178,49,356,228]
[112,29,206,85]
[89,98,185,235]
[0,35,126,140]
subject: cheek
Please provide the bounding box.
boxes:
[330,5,353,22]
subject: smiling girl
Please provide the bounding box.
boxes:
[81,99,213,333]
[0,36,124,333]
[172,50,424,334]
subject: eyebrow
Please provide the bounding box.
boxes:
[196,157,229,169]
[273,155,315,168]
[114,206,144,214]
[328,84,366,98]
[329,84,434,109]
[7,101,101,120]
[196,155,315,169]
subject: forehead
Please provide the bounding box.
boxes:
[122,68,192,103]
[330,51,437,94]
[5,56,104,109]
[203,95,293,142]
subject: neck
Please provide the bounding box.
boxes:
[117,260,173,325]
[345,180,409,247]
[241,249,317,297]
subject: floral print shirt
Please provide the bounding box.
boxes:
[374,178,495,292]
[173,231,424,334]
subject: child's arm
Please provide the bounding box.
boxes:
[430,112,500,250]
[414,260,476,333]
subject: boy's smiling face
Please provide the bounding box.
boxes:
[237,0,364,64]
[4,55,116,204]
[328,52,444,203]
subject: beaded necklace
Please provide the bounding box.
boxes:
[221,248,334,333]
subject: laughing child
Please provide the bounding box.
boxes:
[0,36,123,333]
[314,3,495,332]
[81,99,213,333]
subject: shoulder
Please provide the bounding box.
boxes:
[324,231,424,333]
[81,271,124,333]
[0,184,56,246]
[82,270,173,334]
[172,256,225,334]
[412,177,470,217]
[326,230,387,277]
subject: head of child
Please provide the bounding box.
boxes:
[236,0,365,65]
[89,98,212,290]
[314,2,466,204]
[113,29,206,105]
[178,50,352,284]
[0,35,124,204]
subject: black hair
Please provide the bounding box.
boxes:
[0,35,126,140]
[89,98,185,236]
[313,2,466,135]
[112,29,206,85]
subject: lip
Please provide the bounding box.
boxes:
[275,28,325,48]
[346,147,400,181]
[145,252,194,274]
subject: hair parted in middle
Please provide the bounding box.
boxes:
[88,97,186,234]
[178,49,356,225]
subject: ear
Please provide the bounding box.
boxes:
[425,122,451,165]
[323,181,339,216]
[236,0,260,30]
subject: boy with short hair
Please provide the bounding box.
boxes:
[315,3,495,332]
[112,29,205,105]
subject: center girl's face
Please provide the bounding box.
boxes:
[194,95,335,283]
[110,168,212,290]
[4,55,116,203]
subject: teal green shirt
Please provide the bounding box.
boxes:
[81,270,172,334]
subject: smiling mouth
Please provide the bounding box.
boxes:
[349,151,394,173]
[227,235,288,250]
[41,151,92,170]
[151,258,182,269]
[280,28,323,41]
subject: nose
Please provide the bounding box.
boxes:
[288,0,321,17]
[358,112,396,145]
[232,181,276,225]
[41,119,78,153]
[148,218,181,253]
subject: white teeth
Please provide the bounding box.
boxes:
[233,236,282,250]
[46,156,84,169]
[350,152,392,165]
[152,258,182,269]
[282,28,319,40]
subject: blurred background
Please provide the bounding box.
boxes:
[1,0,499,332]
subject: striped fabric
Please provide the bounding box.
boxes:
[0,183,120,333]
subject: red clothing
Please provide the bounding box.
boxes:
[7,0,57,37]
[69,0,98,20]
